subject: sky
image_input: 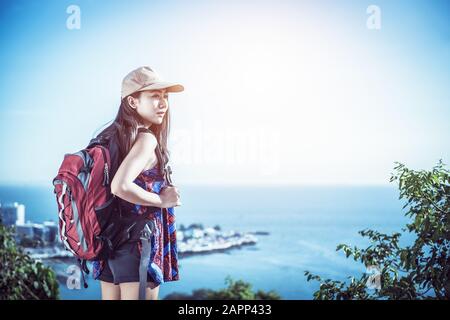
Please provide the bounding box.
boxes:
[0,0,449,186]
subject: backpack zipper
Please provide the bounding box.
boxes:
[99,146,109,186]
[103,162,109,186]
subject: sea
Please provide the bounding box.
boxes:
[0,184,413,300]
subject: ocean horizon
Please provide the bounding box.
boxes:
[0,184,412,300]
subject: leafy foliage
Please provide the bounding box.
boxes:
[0,223,59,300]
[305,160,450,300]
[164,276,281,300]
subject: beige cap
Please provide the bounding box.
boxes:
[121,66,184,99]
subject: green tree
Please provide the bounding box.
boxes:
[188,223,204,230]
[164,288,216,300]
[0,223,59,300]
[164,276,281,300]
[305,160,450,300]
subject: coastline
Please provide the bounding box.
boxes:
[24,227,267,287]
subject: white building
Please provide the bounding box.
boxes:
[0,202,26,226]
[183,228,204,239]
[204,227,217,236]
[192,229,204,239]
[176,230,184,241]
[16,203,25,225]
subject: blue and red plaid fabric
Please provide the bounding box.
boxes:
[92,165,179,284]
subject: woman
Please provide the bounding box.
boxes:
[91,66,183,300]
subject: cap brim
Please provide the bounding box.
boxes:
[138,82,184,93]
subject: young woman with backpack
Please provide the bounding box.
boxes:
[91,66,183,300]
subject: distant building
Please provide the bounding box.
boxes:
[14,221,58,246]
[15,223,34,238]
[43,221,58,244]
[183,229,192,239]
[183,228,204,239]
[192,228,204,239]
[204,227,217,236]
[0,202,25,226]
[32,224,45,241]
[16,204,25,225]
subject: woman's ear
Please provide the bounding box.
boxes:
[127,96,137,110]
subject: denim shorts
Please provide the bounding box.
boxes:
[97,241,154,285]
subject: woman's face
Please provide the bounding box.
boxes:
[128,89,169,127]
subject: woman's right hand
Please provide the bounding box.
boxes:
[159,186,181,208]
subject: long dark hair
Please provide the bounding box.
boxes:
[93,91,170,167]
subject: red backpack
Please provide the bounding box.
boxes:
[52,133,126,287]
[52,128,170,288]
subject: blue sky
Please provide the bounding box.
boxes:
[0,0,449,186]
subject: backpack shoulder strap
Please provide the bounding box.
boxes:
[87,129,123,182]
